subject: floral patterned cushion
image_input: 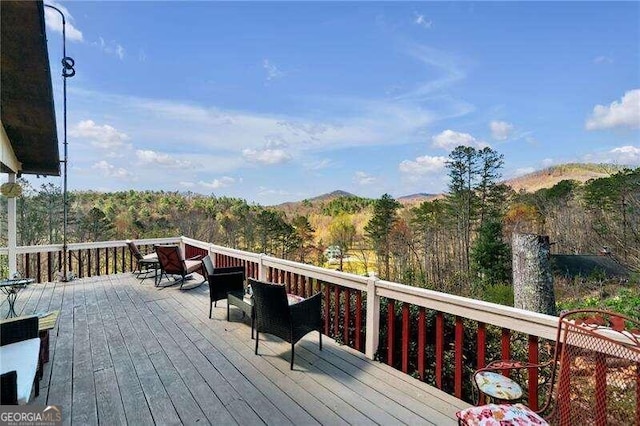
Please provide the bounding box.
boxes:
[475,371,523,400]
[456,403,547,425]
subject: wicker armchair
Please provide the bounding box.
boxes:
[154,245,204,290]
[250,278,322,370]
[457,309,640,425]
[201,256,245,318]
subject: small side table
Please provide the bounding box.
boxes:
[227,291,255,338]
[0,278,35,318]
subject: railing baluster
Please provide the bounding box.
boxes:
[454,316,464,399]
[344,288,351,346]
[418,307,425,381]
[333,286,340,338]
[85,249,90,278]
[324,283,330,335]
[37,253,42,283]
[528,335,539,410]
[387,299,396,367]
[96,248,100,276]
[105,247,109,274]
[355,291,363,352]
[25,253,30,278]
[435,311,444,389]
[402,302,410,373]
[477,322,487,404]
[48,252,53,282]
[501,328,511,377]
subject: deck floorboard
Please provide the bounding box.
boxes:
[21,273,468,425]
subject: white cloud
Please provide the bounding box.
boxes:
[136,150,192,168]
[431,129,488,150]
[115,45,125,60]
[609,146,640,164]
[263,59,284,81]
[199,176,236,189]
[354,171,376,185]
[70,120,130,149]
[414,13,433,29]
[541,158,555,167]
[490,120,513,141]
[242,148,291,165]
[44,1,83,42]
[399,155,447,176]
[513,167,536,177]
[586,89,640,130]
[305,159,332,170]
[593,56,613,64]
[92,161,131,179]
[95,37,126,60]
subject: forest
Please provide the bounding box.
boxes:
[2,146,639,315]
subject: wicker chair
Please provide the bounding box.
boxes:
[250,278,322,370]
[154,245,203,290]
[456,309,640,425]
[201,256,245,318]
[0,316,41,404]
[126,240,158,280]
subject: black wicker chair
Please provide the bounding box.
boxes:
[250,278,322,370]
[202,256,245,318]
[0,315,41,404]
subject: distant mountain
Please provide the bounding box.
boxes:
[307,190,356,202]
[397,193,441,205]
[274,190,358,213]
[503,163,623,193]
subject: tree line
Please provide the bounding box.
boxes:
[2,146,638,302]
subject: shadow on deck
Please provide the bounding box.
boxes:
[3,273,469,425]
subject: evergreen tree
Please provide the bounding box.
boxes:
[471,219,511,287]
[365,194,401,279]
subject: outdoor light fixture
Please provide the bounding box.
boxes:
[44,3,75,282]
[0,182,22,198]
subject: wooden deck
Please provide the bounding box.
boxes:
[2,273,469,425]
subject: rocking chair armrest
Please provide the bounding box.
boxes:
[186,254,203,261]
[477,359,554,375]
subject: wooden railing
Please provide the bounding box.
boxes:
[182,237,558,406]
[2,236,559,406]
[0,237,180,282]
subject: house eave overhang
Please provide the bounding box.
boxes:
[1,1,60,176]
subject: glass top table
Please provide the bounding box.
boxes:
[0,278,35,318]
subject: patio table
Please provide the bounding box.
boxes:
[0,278,35,318]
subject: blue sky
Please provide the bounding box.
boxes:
[39,1,640,205]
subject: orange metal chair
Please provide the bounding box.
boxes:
[154,245,203,290]
[456,309,640,425]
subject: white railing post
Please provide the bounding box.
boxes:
[179,236,186,256]
[258,253,267,281]
[7,173,17,277]
[365,274,380,360]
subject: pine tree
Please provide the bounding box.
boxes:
[365,194,401,279]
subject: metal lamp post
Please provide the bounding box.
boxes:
[44,4,75,282]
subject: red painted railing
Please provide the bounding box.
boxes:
[5,236,564,408]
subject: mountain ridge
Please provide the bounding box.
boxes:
[272,163,625,210]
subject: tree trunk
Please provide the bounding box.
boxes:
[512,233,556,315]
